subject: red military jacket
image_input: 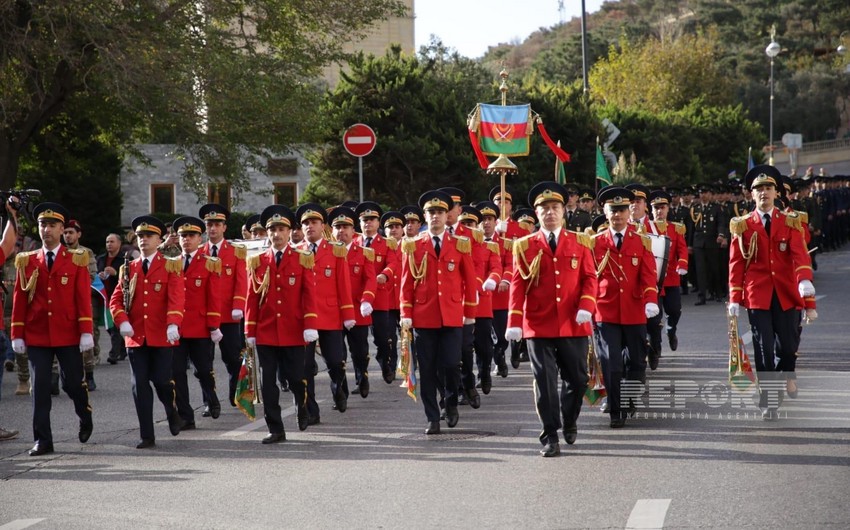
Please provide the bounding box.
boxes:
[12,247,93,347]
[501,218,531,240]
[181,251,222,338]
[649,220,688,290]
[245,246,317,346]
[354,233,398,311]
[345,243,377,326]
[301,239,355,330]
[204,239,247,324]
[593,226,658,325]
[490,232,515,311]
[508,229,596,338]
[473,238,502,318]
[728,209,812,311]
[400,231,478,328]
[110,252,184,348]
[388,239,402,311]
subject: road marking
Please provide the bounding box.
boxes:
[220,400,324,437]
[626,499,671,529]
[0,520,46,530]
[815,295,826,301]
[346,136,372,144]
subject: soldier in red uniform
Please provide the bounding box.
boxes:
[110,216,185,449]
[199,204,248,410]
[381,210,404,375]
[649,191,689,356]
[626,183,653,233]
[171,217,223,428]
[12,203,94,456]
[728,165,814,420]
[245,205,315,443]
[401,205,424,238]
[297,203,355,420]
[508,207,537,367]
[329,206,376,398]
[354,202,400,384]
[478,200,514,378]
[507,182,598,457]
[491,185,531,240]
[458,205,501,394]
[592,188,658,428]
[401,190,478,434]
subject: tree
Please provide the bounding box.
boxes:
[0,0,406,191]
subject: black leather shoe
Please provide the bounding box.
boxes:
[106,357,118,365]
[136,439,155,449]
[564,427,577,445]
[466,388,481,409]
[540,442,561,457]
[382,365,395,384]
[85,372,96,391]
[202,406,211,418]
[209,402,221,420]
[649,354,660,371]
[28,442,54,456]
[307,415,321,426]
[668,332,678,351]
[181,422,196,431]
[334,393,347,413]
[458,393,468,406]
[762,408,779,422]
[425,421,441,435]
[359,374,369,398]
[519,352,529,362]
[79,420,93,443]
[496,362,508,378]
[168,411,184,436]
[510,352,520,369]
[262,432,286,444]
[610,416,626,428]
[694,298,706,306]
[51,373,60,396]
[481,376,492,395]
[297,404,309,432]
[445,406,459,428]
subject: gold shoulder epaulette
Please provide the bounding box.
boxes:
[204,255,222,274]
[332,241,348,258]
[654,220,668,234]
[164,256,182,274]
[640,233,652,252]
[385,238,398,251]
[246,253,261,271]
[729,216,747,237]
[512,233,532,256]
[782,210,802,231]
[796,210,809,225]
[402,237,417,254]
[584,227,595,236]
[296,248,315,269]
[362,246,375,262]
[232,243,247,260]
[592,231,607,240]
[470,228,484,244]
[14,250,38,269]
[454,235,471,254]
[486,241,499,254]
[674,222,686,236]
[503,238,513,252]
[69,248,89,268]
[573,230,594,250]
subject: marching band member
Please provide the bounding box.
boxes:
[506,182,597,457]
[381,211,405,374]
[401,205,424,238]
[401,190,477,434]
[649,191,689,356]
[479,200,513,379]
[245,205,315,443]
[110,216,185,449]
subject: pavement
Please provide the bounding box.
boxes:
[0,248,848,529]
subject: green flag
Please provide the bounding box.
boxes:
[596,145,612,186]
[555,158,566,185]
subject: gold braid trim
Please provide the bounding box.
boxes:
[796,211,808,225]
[362,247,375,262]
[584,227,596,236]
[469,228,484,244]
[655,221,668,234]
[17,265,38,303]
[297,249,314,269]
[574,230,593,250]
[331,241,348,258]
[402,237,417,255]
[690,206,702,225]
[128,274,137,309]
[737,231,758,269]
[386,238,398,251]
[782,210,802,232]
[674,222,686,236]
[640,234,652,252]
[232,244,247,260]
[596,250,611,278]
[729,217,747,237]
[407,251,427,287]
[204,255,222,274]
[503,238,513,252]
[249,265,270,306]
[513,244,543,293]
[15,251,35,270]
[70,248,89,267]
[246,253,261,272]
[164,257,182,274]
[454,235,471,254]
[486,241,499,254]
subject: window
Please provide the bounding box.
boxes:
[274,183,297,206]
[207,183,231,210]
[151,184,175,214]
[268,158,299,176]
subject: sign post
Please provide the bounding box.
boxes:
[342,123,377,203]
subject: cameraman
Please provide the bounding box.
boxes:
[1,198,22,440]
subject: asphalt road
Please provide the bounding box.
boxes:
[1,248,848,529]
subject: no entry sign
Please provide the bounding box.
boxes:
[343,123,377,157]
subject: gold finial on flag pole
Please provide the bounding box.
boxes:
[488,66,518,222]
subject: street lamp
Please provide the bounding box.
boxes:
[765,27,781,166]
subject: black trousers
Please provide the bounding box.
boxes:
[173,337,218,423]
[595,323,647,418]
[388,308,400,366]
[217,322,245,405]
[491,309,508,366]
[344,325,370,384]
[527,337,588,445]
[694,246,720,298]
[305,329,346,418]
[107,327,126,360]
[414,327,462,422]
[748,292,800,408]
[474,317,495,380]
[128,344,176,441]
[460,322,476,390]
[661,286,682,333]
[372,310,395,371]
[257,345,306,434]
[28,345,92,444]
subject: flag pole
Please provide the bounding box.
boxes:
[486,67,518,223]
[594,136,600,199]
[554,140,561,182]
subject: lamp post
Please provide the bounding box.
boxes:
[765,27,781,166]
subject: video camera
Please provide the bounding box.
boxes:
[0,189,41,220]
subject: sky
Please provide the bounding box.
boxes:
[415,0,607,58]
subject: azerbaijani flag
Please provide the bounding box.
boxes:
[91,275,114,329]
[476,104,532,157]
[235,351,256,421]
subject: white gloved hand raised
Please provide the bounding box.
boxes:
[645,303,660,319]
[575,309,593,324]
[166,324,180,343]
[505,327,522,341]
[482,278,497,292]
[303,329,319,343]
[728,302,740,317]
[360,301,373,317]
[119,321,134,337]
[798,279,815,298]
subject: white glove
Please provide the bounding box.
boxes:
[575,309,592,324]
[119,321,135,337]
[463,317,475,325]
[505,327,522,341]
[12,339,25,354]
[677,268,688,275]
[482,278,497,292]
[805,309,818,322]
[400,318,413,328]
[798,279,815,298]
[360,301,373,317]
[166,324,180,343]
[79,333,94,352]
[231,309,243,320]
[728,302,740,317]
[303,329,319,343]
[246,337,256,348]
[645,303,660,319]
[496,220,508,233]
[210,328,223,343]
[343,319,356,330]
